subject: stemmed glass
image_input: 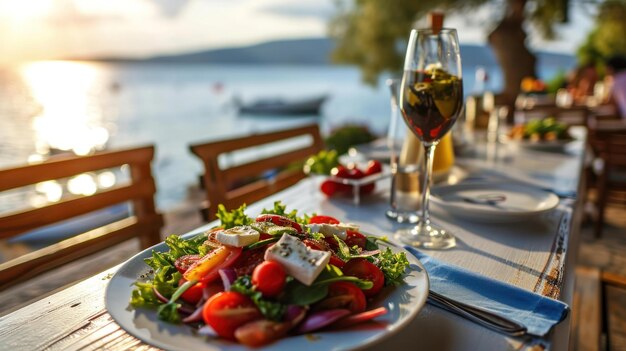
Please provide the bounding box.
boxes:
[394,28,464,249]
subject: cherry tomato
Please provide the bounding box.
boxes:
[343,258,385,297]
[309,215,340,225]
[202,291,262,340]
[184,246,243,284]
[347,167,365,179]
[320,180,339,196]
[303,239,345,268]
[255,214,302,233]
[345,230,367,249]
[174,254,201,274]
[252,261,286,297]
[365,160,382,175]
[178,278,204,305]
[318,281,366,313]
[329,255,346,268]
[331,165,351,178]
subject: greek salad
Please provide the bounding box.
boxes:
[130,201,410,347]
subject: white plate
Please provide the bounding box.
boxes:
[430,183,559,223]
[502,136,575,152]
[105,235,429,351]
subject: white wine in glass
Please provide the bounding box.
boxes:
[395,28,464,249]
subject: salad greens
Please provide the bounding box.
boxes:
[260,201,313,225]
[231,276,286,321]
[216,204,253,229]
[377,248,411,286]
[303,149,340,175]
[130,200,411,328]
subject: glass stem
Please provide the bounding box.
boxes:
[420,144,436,228]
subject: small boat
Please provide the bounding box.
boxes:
[235,95,327,115]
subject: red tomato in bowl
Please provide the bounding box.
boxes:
[343,258,385,297]
[365,160,382,175]
[202,292,262,340]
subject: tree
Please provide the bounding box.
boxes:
[577,0,626,67]
[329,0,571,101]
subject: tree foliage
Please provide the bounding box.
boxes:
[577,0,626,66]
[329,0,571,86]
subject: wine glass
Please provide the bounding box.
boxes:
[394,28,464,249]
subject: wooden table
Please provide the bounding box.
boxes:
[0,130,588,351]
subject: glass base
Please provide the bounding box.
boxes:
[385,209,420,224]
[394,222,456,250]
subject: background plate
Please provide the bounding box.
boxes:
[431,182,559,223]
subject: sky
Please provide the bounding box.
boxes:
[0,0,595,64]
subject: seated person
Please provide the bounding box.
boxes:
[606,55,626,119]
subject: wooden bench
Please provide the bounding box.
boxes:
[0,146,163,290]
[190,124,324,221]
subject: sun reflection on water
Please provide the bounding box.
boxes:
[20,61,110,157]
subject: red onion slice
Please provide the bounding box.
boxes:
[182,305,205,323]
[296,309,351,334]
[152,286,195,315]
[218,268,237,291]
[284,305,306,327]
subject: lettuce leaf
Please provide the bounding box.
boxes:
[377,248,410,286]
[230,276,286,321]
[217,204,253,229]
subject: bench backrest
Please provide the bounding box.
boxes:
[0,146,163,290]
[190,124,324,220]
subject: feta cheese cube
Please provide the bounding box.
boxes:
[216,226,259,247]
[305,223,348,240]
[264,234,330,286]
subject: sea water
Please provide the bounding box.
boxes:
[0,61,570,211]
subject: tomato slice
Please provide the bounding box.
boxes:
[233,246,267,276]
[343,258,385,297]
[317,281,366,313]
[345,230,367,249]
[178,278,205,305]
[309,215,340,225]
[174,254,201,274]
[255,214,303,233]
[252,261,286,297]
[331,307,388,329]
[183,246,242,283]
[202,291,262,340]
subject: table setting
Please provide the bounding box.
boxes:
[0,25,587,351]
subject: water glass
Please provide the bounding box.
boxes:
[385,78,421,223]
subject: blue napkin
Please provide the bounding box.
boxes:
[406,247,569,337]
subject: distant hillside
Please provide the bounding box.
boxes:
[93,37,575,68]
[145,38,333,64]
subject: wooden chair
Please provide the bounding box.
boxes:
[0,146,164,290]
[587,118,626,238]
[190,124,324,221]
[571,267,626,351]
